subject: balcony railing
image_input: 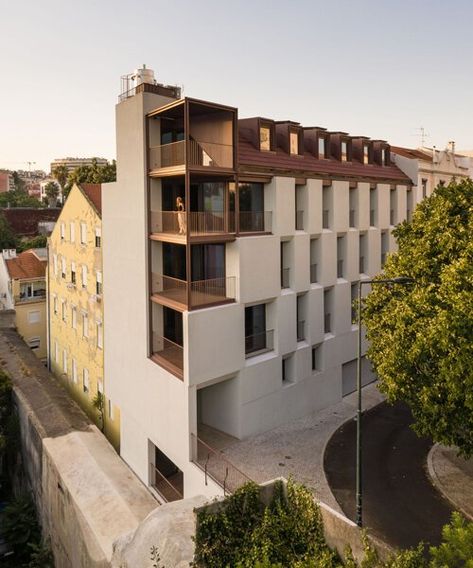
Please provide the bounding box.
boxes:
[191,434,253,495]
[349,209,356,228]
[15,291,46,303]
[310,263,318,284]
[151,332,183,374]
[149,463,183,502]
[245,329,274,358]
[149,140,185,170]
[148,139,233,171]
[239,211,272,233]
[297,320,305,342]
[152,273,236,308]
[322,209,330,229]
[150,210,233,236]
[295,210,304,231]
[281,267,290,289]
[188,139,233,169]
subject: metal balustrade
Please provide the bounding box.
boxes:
[239,211,272,233]
[244,329,274,358]
[148,139,233,171]
[151,332,183,372]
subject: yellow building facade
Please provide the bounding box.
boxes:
[48,183,120,450]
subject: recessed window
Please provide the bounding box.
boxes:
[60,223,65,240]
[318,137,326,159]
[341,141,348,162]
[61,257,66,279]
[324,288,333,334]
[61,300,67,322]
[53,254,58,276]
[72,358,77,383]
[351,282,358,324]
[95,227,101,248]
[71,262,76,285]
[82,313,89,338]
[363,145,370,164]
[83,368,89,394]
[289,131,299,155]
[53,296,58,315]
[71,306,77,329]
[260,126,271,151]
[97,322,103,349]
[80,222,87,245]
[381,148,386,165]
[96,271,102,295]
[81,265,88,288]
[282,355,295,384]
[70,222,75,243]
[312,344,322,371]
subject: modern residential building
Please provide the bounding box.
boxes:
[50,157,109,174]
[48,183,120,451]
[102,68,413,503]
[391,142,471,206]
[0,248,47,360]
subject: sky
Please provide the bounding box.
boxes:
[1,0,473,172]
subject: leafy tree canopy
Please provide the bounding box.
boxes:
[63,159,116,199]
[0,190,45,209]
[0,213,18,250]
[363,179,473,456]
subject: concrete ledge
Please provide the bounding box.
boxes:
[427,444,473,521]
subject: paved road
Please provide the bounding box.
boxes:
[324,402,453,550]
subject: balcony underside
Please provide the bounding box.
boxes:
[151,290,235,312]
[149,165,236,178]
[149,232,236,245]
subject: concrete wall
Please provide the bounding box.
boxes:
[0,323,158,568]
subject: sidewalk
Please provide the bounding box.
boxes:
[428,444,473,520]
[219,383,384,511]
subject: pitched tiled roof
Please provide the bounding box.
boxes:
[6,249,46,280]
[80,184,102,216]
[390,146,433,162]
[238,139,411,183]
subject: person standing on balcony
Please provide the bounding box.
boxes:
[176,197,186,235]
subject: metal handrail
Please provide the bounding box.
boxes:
[191,433,253,494]
[239,210,272,233]
[150,464,183,502]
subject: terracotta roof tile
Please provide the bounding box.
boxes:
[238,139,411,183]
[80,184,102,216]
[6,249,46,280]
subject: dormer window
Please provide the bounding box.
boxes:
[381,148,386,164]
[363,145,370,164]
[318,137,326,159]
[260,125,271,151]
[290,131,299,155]
[341,141,348,162]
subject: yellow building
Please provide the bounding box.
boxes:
[0,248,48,360]
[48,183,120,450]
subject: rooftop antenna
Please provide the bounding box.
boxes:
[411,127,429,147]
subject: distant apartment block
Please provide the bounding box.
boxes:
[0,171,14,193]
[50,157,109,174]
[48,183,120,450]
[0,248,47,360]
[102,68,413,503]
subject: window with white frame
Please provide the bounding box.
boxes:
[108,398,114,420]
[82,313,89,338]
[71,306,77,329]
[70,222,75,243]
[28,337,40,350]
[60,222,65,240]
[96,271,102,295]
[81,265,87,289]
[82,368,89,393]
[95,227,101,248]
[96,321,103,349]
[27,310,40,324]
[72,358,77,383]
[62,349,67,373]
[80,222,87,244]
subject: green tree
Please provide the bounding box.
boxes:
[51,164,68,197]
[63,160,116,200]
[363,179,473,456]
[44,181,59,206]
[0,190,44,209]
[0,213,17,249]
[429,512,473,567]
[11,171,26,193]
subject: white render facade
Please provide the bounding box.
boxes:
[103,81,414,502]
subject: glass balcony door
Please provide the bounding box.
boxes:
[190,181,225,234]
[239,182,265,232]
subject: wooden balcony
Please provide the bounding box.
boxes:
[150,210,235,244]
[151,332,183,379]
[151,273,236,311]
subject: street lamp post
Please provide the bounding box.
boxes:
[356,276,414,527]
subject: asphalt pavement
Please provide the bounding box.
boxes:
[324,401,453,550]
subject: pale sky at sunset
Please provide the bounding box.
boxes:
[1,0,472,171]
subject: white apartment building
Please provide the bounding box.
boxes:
[103,70,414,503]
[50,157,109,174]
[391,143,471,203]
